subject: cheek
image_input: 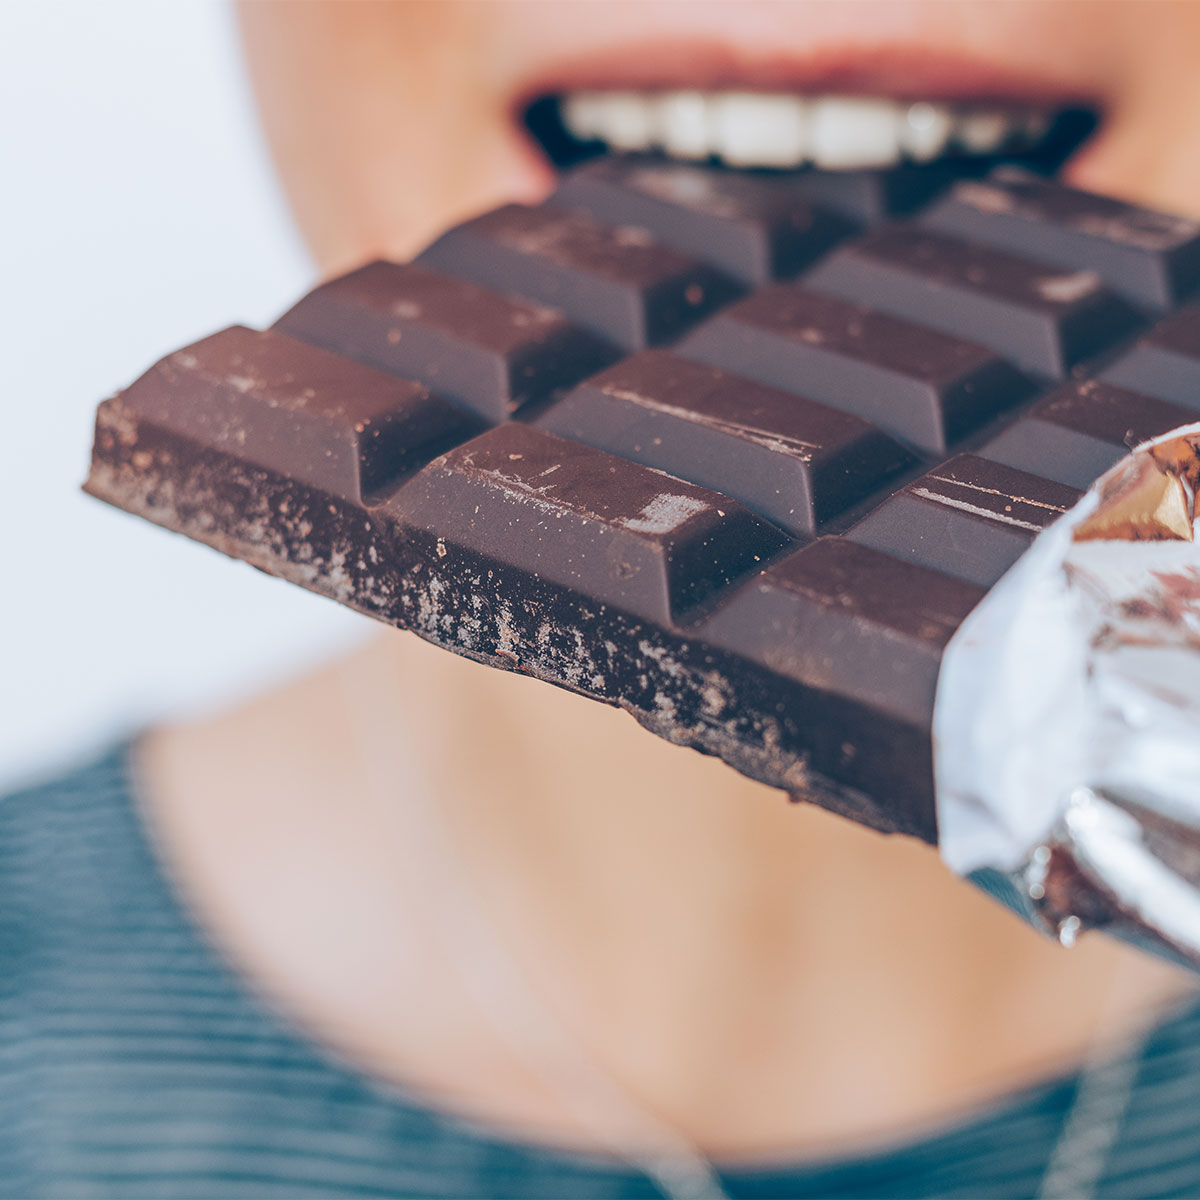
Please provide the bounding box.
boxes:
[1065,103,1200,220]
[244,0,1200,273]
[241,0,556,276]
[1061,7,1200,218]
[316,95,554,275]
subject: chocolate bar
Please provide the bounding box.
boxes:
[85,159,1200,843]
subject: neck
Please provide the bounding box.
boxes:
[138,628,1195,1161]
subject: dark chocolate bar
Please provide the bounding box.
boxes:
[275,261,618,422]
[802,227,1141,377]
[548,158,856,283]
[85,158,1200,843]
[416,204,742,350]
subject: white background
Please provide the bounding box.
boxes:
[0,1,367,789]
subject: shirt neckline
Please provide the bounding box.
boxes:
[102,735,1200,1187]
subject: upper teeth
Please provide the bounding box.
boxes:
[561,91,1050,171]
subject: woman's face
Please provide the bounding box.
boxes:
[239,0,1200,274]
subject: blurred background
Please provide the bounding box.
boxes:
[0,1,365,789]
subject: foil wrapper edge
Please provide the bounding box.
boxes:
[934,423,1200,961]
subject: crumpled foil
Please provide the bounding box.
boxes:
[935,424,1200,966]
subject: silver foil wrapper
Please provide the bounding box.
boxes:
[935,424,1200,966]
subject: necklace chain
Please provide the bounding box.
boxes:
[1036,960,1172,1200]
[342,649,728,1200]
[342,640,1176,1200]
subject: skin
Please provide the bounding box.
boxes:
[139,0,1200,1163]
[237,0,1200,272]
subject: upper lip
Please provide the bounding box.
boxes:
[510,38,1100,113]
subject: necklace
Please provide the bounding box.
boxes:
[341,635,1181,1200]
[1035,953,1186,1200]
[340,643,728,1200]
[1038,1028,1144,1200]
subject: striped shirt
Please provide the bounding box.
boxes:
[3,744,1200,1199]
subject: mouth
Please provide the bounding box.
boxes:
[526,90,1098,175]
[515,40,1101,177]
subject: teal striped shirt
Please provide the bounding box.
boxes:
[3,746,1200,1199]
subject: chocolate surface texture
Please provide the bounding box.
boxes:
[86,158,1200,844]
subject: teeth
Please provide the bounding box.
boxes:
[955,110,1011,154]
[559,90,1057,171]
[710,93,809,168]
[593,90,657,151]
[654,91,712,160]
[810,96,901,169]
[899,102,955,163]
[1021,110,1052,144]
[560,93,607,143]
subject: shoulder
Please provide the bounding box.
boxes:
[0,744,143,954]
[1,740,133,826]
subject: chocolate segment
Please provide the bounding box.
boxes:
[922,168,1200,309]
[981,380,1200,489]
[84,328,484,621]
[97,326,477,504]
[1102,305,1200,409]
[780,162,962,224]
[535,351,914,535]
[679,284,1031,452]
[274,261,617,422]
[804,227,1141,378]
[550,158,855,284]
[848,454,1082,586]
[384,422,790,624]
[700,538,985,725]
[417,203,741,350]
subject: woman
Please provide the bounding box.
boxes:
[6,2,1200,1196]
